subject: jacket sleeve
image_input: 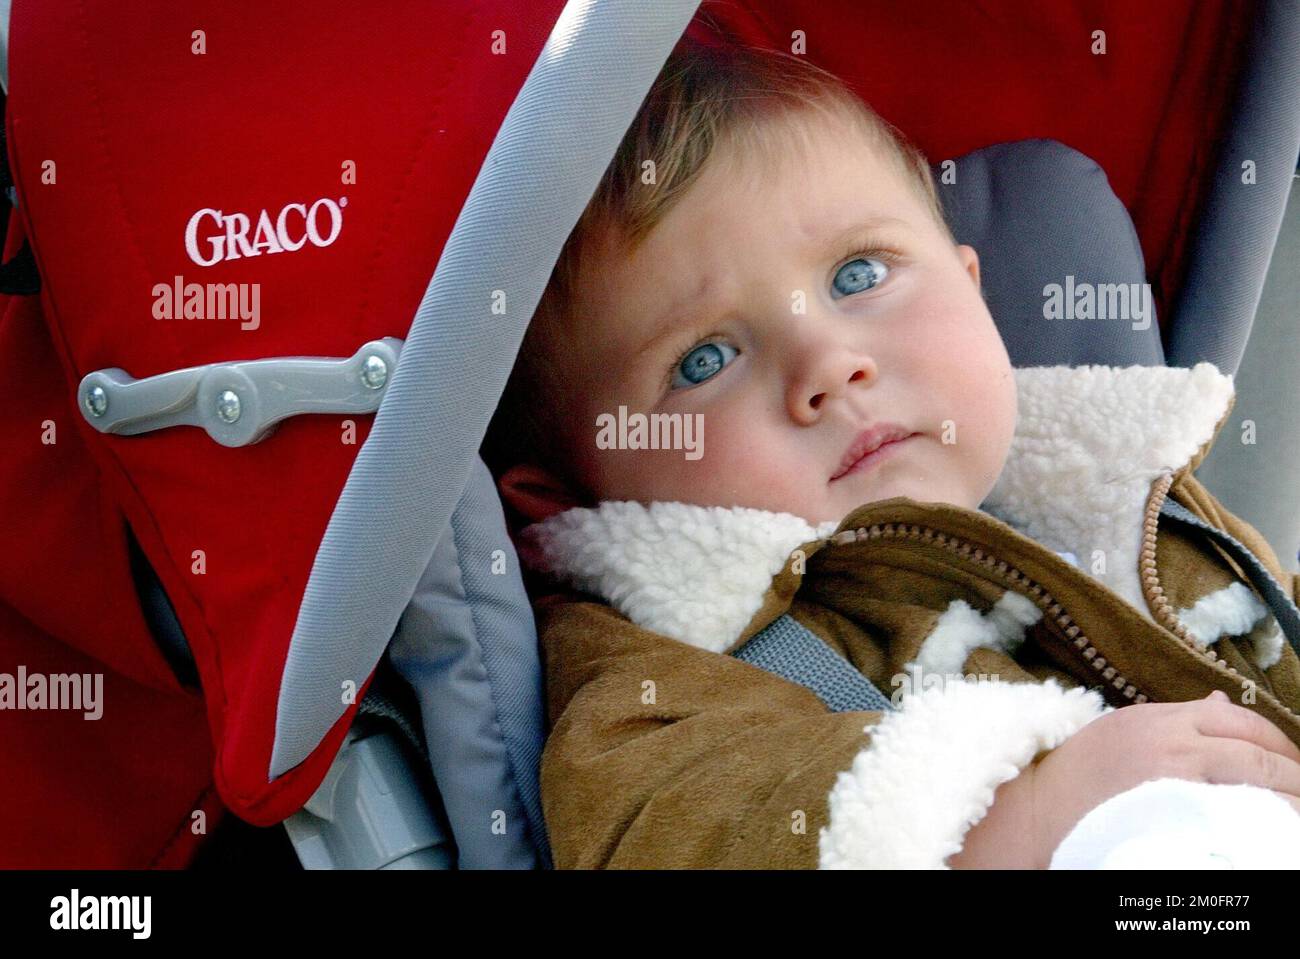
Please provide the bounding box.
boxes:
[536,597,1109,869]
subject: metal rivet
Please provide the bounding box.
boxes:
[216,389,242,423]
[84,385,108,418]
[361,355,388,390]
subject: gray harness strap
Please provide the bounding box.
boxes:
[1159,497,1300,657]
[732,613,897,713]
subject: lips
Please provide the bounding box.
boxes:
[830,423,917,482]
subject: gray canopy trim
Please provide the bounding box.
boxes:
[0,0,9,95]
[270,0,703,779]
[77,337,402,448]
[1167,0,1300,375]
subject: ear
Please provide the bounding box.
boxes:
[956,243,981,292]
[497,462,590,525]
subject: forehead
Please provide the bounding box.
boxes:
[723,103,908,204]
[568,109,931,344]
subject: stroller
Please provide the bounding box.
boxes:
[1,0,1296,868]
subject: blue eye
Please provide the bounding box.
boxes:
[832,257,889,298]
[671,340,738,390]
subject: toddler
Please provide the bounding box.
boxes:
[482,41,1300,868]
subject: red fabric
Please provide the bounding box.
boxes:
[688,0,1251,331]
[5,0,567,846]
[1,0,1252,866]
[0,600,217,868]
[0,227,219,867]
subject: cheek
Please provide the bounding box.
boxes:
[906,286,1014,438]
[704,413,770,475]
[650,403,777,497]
[910,286,1006,385]
[586,399,794,507]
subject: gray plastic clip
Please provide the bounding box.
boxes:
[283,723,455,870]
[76,338,404,447]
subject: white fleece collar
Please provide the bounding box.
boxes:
[520,363,1236,653]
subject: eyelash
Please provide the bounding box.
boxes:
[833,242,901,278]
[660,242,902,394]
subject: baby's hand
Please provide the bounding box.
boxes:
[949,690,1300,869]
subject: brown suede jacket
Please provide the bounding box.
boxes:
[518,363,1300,869]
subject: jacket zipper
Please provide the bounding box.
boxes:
[1139,471,1249,688]
[828,492,1254,707]
[830,522,1152,704]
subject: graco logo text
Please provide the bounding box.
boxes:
[185,197,345,267]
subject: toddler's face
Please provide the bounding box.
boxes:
[540,113,1017,527]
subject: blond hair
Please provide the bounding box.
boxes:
[482,42,950,492]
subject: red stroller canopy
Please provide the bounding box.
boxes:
[0,0,1266,866]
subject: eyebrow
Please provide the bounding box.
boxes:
[632,214,915,361]
[822,215,914,256]
[630,273,715,362]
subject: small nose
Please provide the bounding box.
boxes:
[787,349,877,426]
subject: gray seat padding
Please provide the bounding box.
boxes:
[939,138,1164,368]
[386,455,551,868]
